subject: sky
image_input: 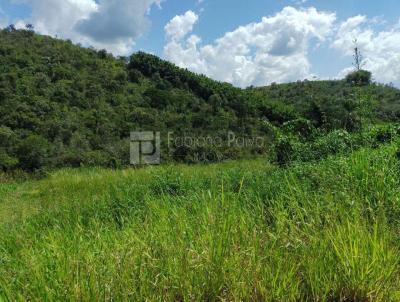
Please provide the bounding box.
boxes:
[0,0,400,87]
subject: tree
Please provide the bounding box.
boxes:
[353,39,364,71]
[0,127,18,170]
[16,135,50,171]
[344,39,371,86]
[6,24,16,32]
[345,70,372,86]
[25,24,34,31]
[0,29,398,171]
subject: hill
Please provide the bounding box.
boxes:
[3,27,400,302]
[1,28,400,171]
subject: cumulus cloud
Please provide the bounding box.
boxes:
[164,10,198,41]
[4,1,400,87]
[76,0,161,46]
[12,0,97,35]
[164,7,336,87]
[9,0,161,55]
[333,16,400,86]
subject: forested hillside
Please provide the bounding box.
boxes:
[1,28,400,171]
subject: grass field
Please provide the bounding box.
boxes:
[1,143,400,301]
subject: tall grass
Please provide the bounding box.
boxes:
[1,145,400,301]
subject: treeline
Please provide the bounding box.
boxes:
[0,29,399,171]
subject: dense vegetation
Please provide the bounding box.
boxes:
[1,28,400,171]
[2,26,400,302]
[1,142,400,300]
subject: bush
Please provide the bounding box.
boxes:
[309,130,353,160]
[345,70,372,86]
[0,149,18,171]
[82,150,113,167]
[16,135,50,171]
[276,130,360,164]
[0,126,18,170]
[274,135,300,166]
[282,118,316,139]
[366,124,400,148]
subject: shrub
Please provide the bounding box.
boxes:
[274,135,300,166]
[0,149,18,171]
[310,130,353,159]
[282,118,316,139]
[366,124,400,148]
[278,130,360,164]
[345,70,372,86]
[16,135,51,171]
[82,150,113,167]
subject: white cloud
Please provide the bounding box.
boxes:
[9,0,161,55]
[164,10,198,41]
[292,0,308,5]
[333,16,400,86]
[4,1,400,87]
[164,7,336,87]
[12,0,97,35]
[76,0,162,52]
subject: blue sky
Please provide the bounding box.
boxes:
[1,0,400,87]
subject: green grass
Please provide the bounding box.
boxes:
[1,146,400,301]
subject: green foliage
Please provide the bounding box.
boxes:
[16,134,50,171]
[306,129,354,160]
[0,30,273,170]
[274,124,400,166]
[0,126,18,170]
[345,69,372,86]
[0,29,399,171]
[1,144,400,300]
[0,149,18,171]
[2,25,400,302]
[282,118,316,139]
[274,135,299,166]
[367,124,400,147]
